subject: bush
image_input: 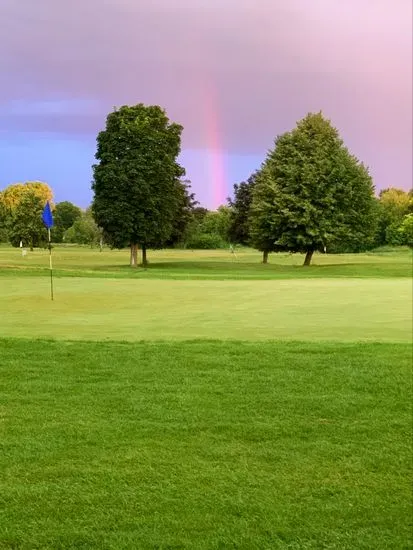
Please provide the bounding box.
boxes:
[385,222,406,246]
[186,233,227,249]
[399,214,413,248]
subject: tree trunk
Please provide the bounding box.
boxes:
[262,250,269,264]
[141,244,148,267]
[130,243,138,267]
[303,249,314,266]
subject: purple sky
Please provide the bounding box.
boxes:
[1,0,411,208]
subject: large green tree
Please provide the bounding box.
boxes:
[227,172,258,246]
[92,104,185,266]
[54,201,82,242]
[250,112,376,265]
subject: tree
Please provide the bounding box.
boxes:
[227,172,258,245]
[186,207,231,249]
[249,112,376,265]
[7,190,47,249]
[0,181,54,246]
[399,214,413,248]
[249,167,286,263]
[0,201,8,242]
[376,188,411,246]
[0,181,53,210]
[92,104,185,267]
[165,179,198,247]
[202,207,232,242]
[64,209,101,246]
[54,201,82,242]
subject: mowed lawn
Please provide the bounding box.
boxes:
[0,277,411,342]
[0,246,411,279]
[0,247,412,549]
[1,340,412,549]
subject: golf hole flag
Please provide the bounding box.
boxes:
[42,201,54,229]
[42,201,54,300]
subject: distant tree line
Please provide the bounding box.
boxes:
[1,107,412,264]
[0,184,102,249]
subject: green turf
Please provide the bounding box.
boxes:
[0,277,411,342]
[1,339,411,550]
[0,246,411,279]
[1,247,412,548]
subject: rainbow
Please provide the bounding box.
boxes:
[202,79,227,209]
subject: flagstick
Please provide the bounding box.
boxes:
[48,228,54,301]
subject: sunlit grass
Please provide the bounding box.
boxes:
[0,277,411,342]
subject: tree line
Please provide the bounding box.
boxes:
[1,105,412,264]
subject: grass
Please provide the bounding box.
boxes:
[1,339,412,549]
[0,246,412,548]
[0,246,411,280]
[0,277,411,342]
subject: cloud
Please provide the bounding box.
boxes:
[1,0,412,188]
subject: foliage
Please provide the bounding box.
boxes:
[0,181,53,246]
[53,201,82,242]
[227,172,258,245]
[6,190,48,249]
[165,180,198,247]
[64,209,101,246]
[376,188,412,246]
[185,207,231,249]
[0,181,53,210]
[249,167,285,262]
[399,214,413,248]
[202,207,232,241]
[92,104,185,266]
[192,207,209,224]
[0,200,8,242]
[186,232,227,249]
[181,207,208,248]
[249,112,377,265]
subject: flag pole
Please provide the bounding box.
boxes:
[42,201,54,301]
[48,228,54,301]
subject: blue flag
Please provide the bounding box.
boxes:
[42,201,54,229]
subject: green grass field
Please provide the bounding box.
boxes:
[0,246,412,549]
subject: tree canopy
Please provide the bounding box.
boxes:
[0,181,53,248]
[376,188,412,246]
[7,190,47,249]
[0,181,53,210]
[54,201,82,242]
[227,172,258,246]
[92,104,186,266]
[64,208,101,246]
[249,112,376,265]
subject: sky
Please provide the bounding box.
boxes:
[1,0,412,209]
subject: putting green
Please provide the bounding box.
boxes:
[1,277,411,342]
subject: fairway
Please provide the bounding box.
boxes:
[0,276,411,342]
[0,247,412,549]
[0,246,411,279]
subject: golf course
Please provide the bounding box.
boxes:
[1,246,412,549]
